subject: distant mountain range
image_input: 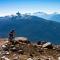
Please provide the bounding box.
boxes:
[0,13,60,44]
[33,12,60,22]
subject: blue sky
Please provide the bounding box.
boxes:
[0,0,60,16]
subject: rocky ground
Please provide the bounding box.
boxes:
[0,39,60,60]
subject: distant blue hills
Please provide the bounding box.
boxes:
[0,12,60,44]
[33,12,60,22]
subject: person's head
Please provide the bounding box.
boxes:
[12,30,15,32]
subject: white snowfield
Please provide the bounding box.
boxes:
[42,42,51,48]
[3,37,28,41]
[15,37,28,41]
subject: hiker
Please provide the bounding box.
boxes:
[8,30,15,42]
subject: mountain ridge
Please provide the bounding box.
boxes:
[0,14,60,44]
[33,12,60,22]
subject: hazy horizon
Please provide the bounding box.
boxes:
[0,0,60,16]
